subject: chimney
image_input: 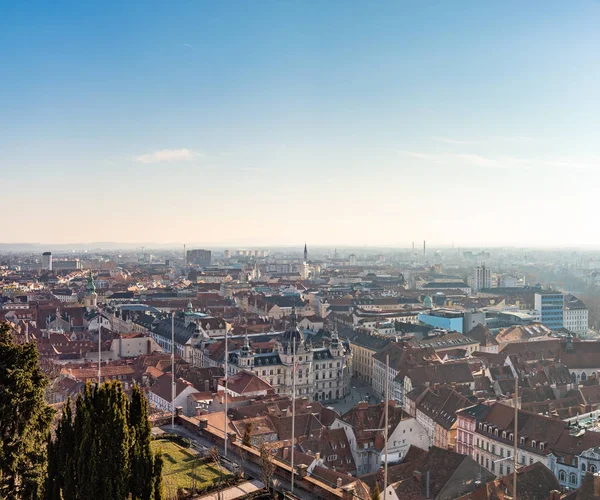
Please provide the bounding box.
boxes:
[413,470,422,483]
[337,477,343,488]
[548,491,562,500]
[315,452,320,461]
[297,463,308,478]
[341,484,355,500]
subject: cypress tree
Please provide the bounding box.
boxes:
[50,380,162,500]
[0,324,55,500]
[57,402,75,500]
[99,381,130,500]
[152,452,164,500]
[74,384,97,500]
[130,384,154,500]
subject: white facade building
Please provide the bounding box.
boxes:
[474,265,492,291]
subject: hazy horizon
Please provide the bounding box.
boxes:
[2,1,599,247]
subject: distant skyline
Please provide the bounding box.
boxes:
[2,1,599,246]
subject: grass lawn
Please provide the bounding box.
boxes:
[150,440,231,499]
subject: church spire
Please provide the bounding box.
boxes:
[304,243,308,262]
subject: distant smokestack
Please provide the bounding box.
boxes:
[412,242,415,254]
[423,240,426,256]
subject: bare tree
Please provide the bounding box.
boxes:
[257,440,276,495]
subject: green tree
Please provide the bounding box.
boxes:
[130,384,155,500]
[152,452,164,500]
[372,483,381,500]
[0,324,55,500]
[49,380,163,500]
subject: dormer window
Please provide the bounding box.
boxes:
[540,443,544,450]
[479,423,483,430]
[503,431,507,439]
[483,424,487,432]
[495,429,499,436]
[510,433,514,441]
[520,437,525,445]
[532,440,536,448]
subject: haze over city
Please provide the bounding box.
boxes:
[2,1,600,247]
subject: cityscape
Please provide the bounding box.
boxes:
[2,1,600,500]
[4,245,600,499]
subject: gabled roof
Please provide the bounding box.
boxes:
[455,462,561,500]
[406,362,474,386]
[466,323,499,346]
[223,370,273,396]
[150,373,197,402]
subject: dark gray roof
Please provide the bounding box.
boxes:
[340,328,391,351]
[152,318,197,345]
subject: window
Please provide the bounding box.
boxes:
[480,423,483,430]
[530,458,533,465]
[559,471,566,482]
[531,440,536,448]
[540,443,544,451]
[520,437,525,445]
[582,463,587,472]
[491,461,495,472]
[492,445,496,455]
[591,465,598,474]
[500,464,504,475]
[509,433,514,441]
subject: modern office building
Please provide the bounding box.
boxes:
[534,292,564,330]
[42,251,52,271]
[418,309,465,333]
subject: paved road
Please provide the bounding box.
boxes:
[160,424,316,500]
[194,479,263,500]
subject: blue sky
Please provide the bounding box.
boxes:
[2,1,599,247]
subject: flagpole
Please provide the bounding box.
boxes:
[291,335,296,493]
[171,312,175,430]
[98,323,101,385]
[224,328,228,458]
[384,353,389,500]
